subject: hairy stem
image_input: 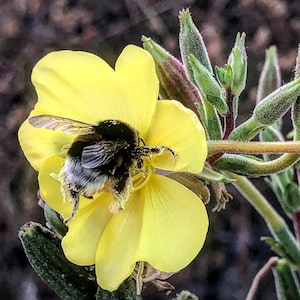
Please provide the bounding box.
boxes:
[208,141,300,155]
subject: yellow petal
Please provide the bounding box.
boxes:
[38,156,91,219]
[94,174,208,291]
[62,193,113,266]
[146,100,207,173]
[137,174,208,272]
[31,50,126,124]
[18,117,74,171]
[95,193,143,291]
[115,45,158,137]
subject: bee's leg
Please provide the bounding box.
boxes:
[109,174,132,213]
[138,145,177,158]
[64,193,80,224]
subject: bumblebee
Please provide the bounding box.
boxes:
[29,115,176,222]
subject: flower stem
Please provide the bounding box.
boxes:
[226,172,300,264]
[208,140,300,155]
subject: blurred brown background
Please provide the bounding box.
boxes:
[1,0,300,299]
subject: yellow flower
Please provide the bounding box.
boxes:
[18,45,208,291]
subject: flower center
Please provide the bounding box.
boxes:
[131,161,152,192]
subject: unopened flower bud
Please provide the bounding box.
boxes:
[179,8,213,82]
[189,54,228,115]
[142,36,203,117]
[215,65,233,89]
[254,78,300,125]
[228,33,247,96]
[230,78,300,141]
[257,46,281,102]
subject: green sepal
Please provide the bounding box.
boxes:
[166,172,210,204]
[96,278,137,300]
[273,259,300,300]
[215,65,233,89]
[44,204,68,237]
[179,7,213,82]
[19,222,98,299]
[189,54,228,115]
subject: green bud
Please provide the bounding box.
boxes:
[189,54,228,115]
[215,65,233,89]
[273,259,300,299]
[227,33,247,96]
[19,222,97,299]
[230,78,300,141]
[142,36,203,118]
[254,77,300,125]
[257,46,281,102]
[179,8,213,82]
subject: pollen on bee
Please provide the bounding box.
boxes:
[109,200,124,214]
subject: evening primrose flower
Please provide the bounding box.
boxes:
[18,45,208,291]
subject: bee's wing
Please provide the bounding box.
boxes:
[29,115,95,135]
[81,140,128,169]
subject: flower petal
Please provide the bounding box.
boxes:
[95,193,143,291]
[137,174,208,272]
[38,156,91,219]
[94,174,208,291]
[62,193,113,266]
[146,100,207,173]
[30,50,126,124]
[115,45,158,137]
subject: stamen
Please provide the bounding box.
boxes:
[131,164,152,192]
